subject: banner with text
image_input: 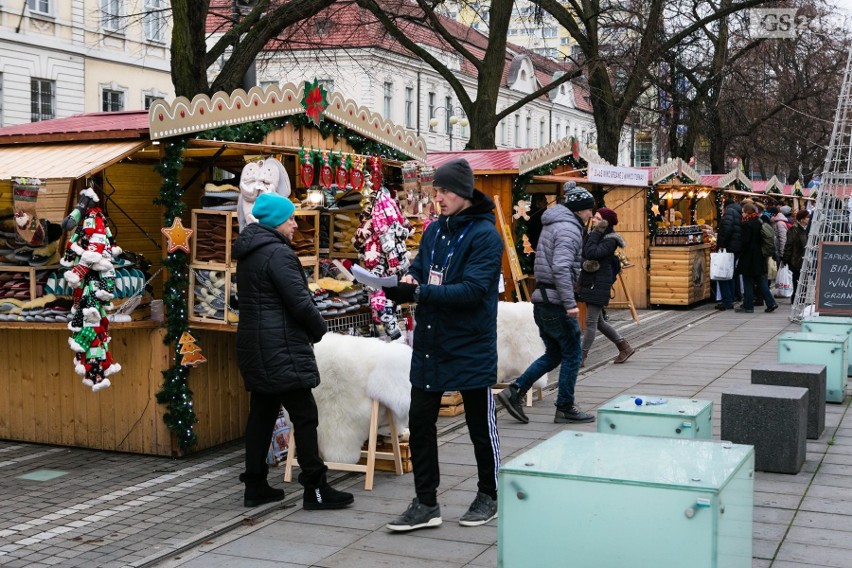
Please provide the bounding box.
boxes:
[587,164,648,187]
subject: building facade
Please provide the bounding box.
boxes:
[0,0,174,126]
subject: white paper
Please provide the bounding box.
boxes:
[351,264,397,289]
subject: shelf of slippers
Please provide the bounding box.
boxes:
[327,211,360,259]
[0,265,59,302]
[192,209,241,266]
[293,210,320,280]
[189,267,239,326]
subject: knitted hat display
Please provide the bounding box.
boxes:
[563,182,595,212]
[434,158,475,199]
[252,193,296,228]
[596,207,619,227]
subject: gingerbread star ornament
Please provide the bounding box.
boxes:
[162,218,193,254]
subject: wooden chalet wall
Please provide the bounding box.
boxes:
[605,186,649,309]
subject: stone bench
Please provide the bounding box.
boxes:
[721,384,808,474]
[752,363,826,440]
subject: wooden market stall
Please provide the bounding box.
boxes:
[648,159,714,306]
[0,82,428,457]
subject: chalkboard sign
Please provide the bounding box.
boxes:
[816,242,852,315]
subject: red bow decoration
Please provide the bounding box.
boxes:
[301,79,328,126]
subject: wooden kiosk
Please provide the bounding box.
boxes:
[0,82,428,457]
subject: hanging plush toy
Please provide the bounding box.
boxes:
[62,188,123,391]
[237,157,292,231]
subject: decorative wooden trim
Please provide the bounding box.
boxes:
[651,158,701,185]
[518,136,610,175]
[148,83,427,161]
[718,168,753,191]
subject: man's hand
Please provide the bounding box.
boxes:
[383,282,418,304]
[566,307,580,319]
[400,275,419,285]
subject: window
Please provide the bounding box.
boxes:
[499,120,506,144]
[383,82,393,119]
[560,37,570,45]
[526,116,532,146]
[101,0,122,32]
[102,89,124,112]
[405,87,414,129]
[445,96,451,132]
[144,94,158,110]
[317,79,334,93]
[539,119,546,145]
[565,123,570,138]
[542,27,558,38]
[27,0,51,15]
[31,79,54,122]
[514,114,520,147]
[260,80,279,91]
[428,92,435,131]
[143,0,166,42]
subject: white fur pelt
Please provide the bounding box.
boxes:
[497,301,556,389]
[313,334,412,464]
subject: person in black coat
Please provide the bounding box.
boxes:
[577,208,634,365]
[233,193,353,510]
[715,198,743,310]
[382,158,504,533]
[735,202,779,313]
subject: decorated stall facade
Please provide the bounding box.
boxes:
[520,138,650,310]
[0,82,428,456]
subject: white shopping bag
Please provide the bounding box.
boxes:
[710,249,735,281]
[775,264,793,298]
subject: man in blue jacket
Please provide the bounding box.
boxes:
[382,158,504,532]
[497,183,596,425]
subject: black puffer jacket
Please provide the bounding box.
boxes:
[232,223,327,394]
[717,203,743,254]
[577,226,625,307]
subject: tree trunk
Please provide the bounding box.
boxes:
[170,0,212,97]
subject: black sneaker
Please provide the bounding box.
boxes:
[497,384,529,424]
[386,498,442,532]
[459,492,498,527]
[240,474,285,508]
[765,303,778,313]
[303,483,354,510]
[555,403,595,424]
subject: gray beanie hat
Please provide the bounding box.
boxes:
[562,181,595,212]
[434,158,475,199]
[780,205,792,216]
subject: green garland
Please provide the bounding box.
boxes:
[151,115,411,452]
[512,154,588,274]
[152,137,198,451]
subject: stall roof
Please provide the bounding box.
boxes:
[0,140,150,181]
[0,111,150,145]
[427,149,528,173]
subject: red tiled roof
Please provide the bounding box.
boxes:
[427,149,529,172]
[0,111,150,145]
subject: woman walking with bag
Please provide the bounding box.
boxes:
[577,208,634,366]
[736,203,779,313]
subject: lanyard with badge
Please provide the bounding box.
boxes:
[427,221,474,286]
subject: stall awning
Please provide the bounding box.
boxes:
[0,140,149,181]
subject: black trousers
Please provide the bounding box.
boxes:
[409,385,500,505]
[244,388,327,488]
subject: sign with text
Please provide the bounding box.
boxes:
[587,164,648,187]
[815,241,852,315]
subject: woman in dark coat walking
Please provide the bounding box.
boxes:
[577,208,634,365]
[736,202,779,313]
[233,193,353,510]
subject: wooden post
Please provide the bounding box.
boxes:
[493,194,530,301]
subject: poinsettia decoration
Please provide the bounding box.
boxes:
[301,79,328,126]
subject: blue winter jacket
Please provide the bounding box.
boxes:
[408,190,504,392]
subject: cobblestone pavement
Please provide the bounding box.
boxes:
[1,304,850,567]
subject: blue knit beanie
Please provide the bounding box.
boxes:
[253,193,295,228]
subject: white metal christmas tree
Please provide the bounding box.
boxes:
[792,46,852,321]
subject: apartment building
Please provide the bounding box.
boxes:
[0,0,174,126]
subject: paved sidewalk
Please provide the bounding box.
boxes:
[1,304,849,567]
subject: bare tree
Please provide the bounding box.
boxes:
[532,0,769,164]
[355,0,584,149]
[169,0,338,97]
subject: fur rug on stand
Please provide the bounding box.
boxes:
[313,333,412,464]
[496,301,556,390]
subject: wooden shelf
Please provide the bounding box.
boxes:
[0,320,160,331]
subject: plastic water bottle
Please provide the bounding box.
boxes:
[634,397,668,406]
